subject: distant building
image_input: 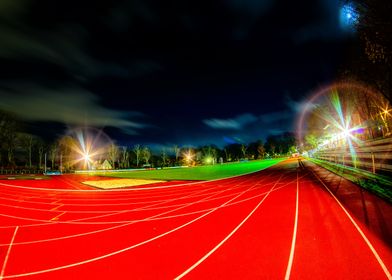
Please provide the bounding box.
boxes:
[97,160,112,170]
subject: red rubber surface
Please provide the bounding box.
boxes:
[0,159,391,279]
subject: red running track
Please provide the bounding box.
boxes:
[0,159,391,279]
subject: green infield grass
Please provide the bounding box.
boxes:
[93,158,285,181]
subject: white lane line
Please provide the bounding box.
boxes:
[50,212,66,221]
[0,173,301,230]
[175,174,284,280]
[2,175,264,279]
[0,227,18,280]
[0,178,297,247]
[0,172,273,229]
[0,159,285,194]
[284,170,299,280]
[0,180,247,212]
[0,173,258,208]
[50,200,62,205]
[49,204,63,211]
[311,170,392,280]
[0,162,273,193]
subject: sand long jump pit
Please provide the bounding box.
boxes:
[82,178,166,189]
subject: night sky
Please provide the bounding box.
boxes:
[0,0,357,150]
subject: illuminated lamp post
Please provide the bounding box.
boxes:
[184,149,194,166]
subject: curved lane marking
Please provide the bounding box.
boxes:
[311,169,392,280]
[0,227,18,280]
[175,174,285,279]
[2,175,265,278]
[284,170,299,280]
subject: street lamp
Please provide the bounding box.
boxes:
[183,149,194,166]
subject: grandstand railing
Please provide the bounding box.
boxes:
[312,137,392,175]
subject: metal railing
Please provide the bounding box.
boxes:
[312,137,392,175]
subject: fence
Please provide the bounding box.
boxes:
[312,137,392,175]
[0,168,43,175]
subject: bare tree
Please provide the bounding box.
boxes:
[241,144,247,159]
[108,143,119,168]
[257,144,266,159]
[38,142,45,170]
[142,146,151,165]
[223,147,230,161]
[161,148,168,167]
[19,133,34,168]
[49,143,58,169]
[58,136,77,171]
[120,146,129,169]
[0,112,18,166]
[133,144,142,167]
[173,145,180,164]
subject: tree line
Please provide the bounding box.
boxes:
[0,111,296,172]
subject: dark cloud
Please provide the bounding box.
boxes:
[260,111,292,124]
[0,84,146,134]
[227,0,273,16]
[203,113,258,130]
[0,0,355,146]
[0,0,30,19]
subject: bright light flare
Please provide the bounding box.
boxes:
[204,156,213,165]
[380,104,391,119]
[61,128,113,170]
[297,82,392,171]
[83,153,91,162]
[183,149,195,166]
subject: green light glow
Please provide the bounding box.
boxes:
[204,156,213,164]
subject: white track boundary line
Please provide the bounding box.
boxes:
[0,175,290,227]
[284,170,299,280]
[175,174,284,279]
[0,227,18,280]
[0,172,279,229]
[0,174,260,212]
[2,174,265,279]
[0,173,301,230]
[0,185,236,246]
[311,169,392,280]
[0,159,285,193]
[0,178,297,247]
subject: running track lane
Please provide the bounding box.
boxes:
[0,159,391,279]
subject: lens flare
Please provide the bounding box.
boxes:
[297,82,391,170]
[183,149,195,166]
[83,153,90,161]
[59,127,113,170]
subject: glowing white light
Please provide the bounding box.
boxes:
[83,153,90,161]
[343,129,351,138]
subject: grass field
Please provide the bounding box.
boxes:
[93,158,285,181]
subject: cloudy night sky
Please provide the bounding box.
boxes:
[0,0,357,149]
